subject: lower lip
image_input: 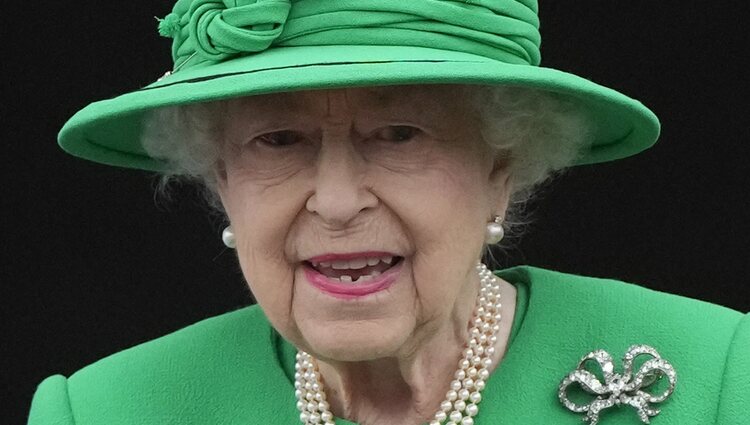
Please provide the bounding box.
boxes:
[302,261,402,299]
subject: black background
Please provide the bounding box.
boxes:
[4,1,750,423]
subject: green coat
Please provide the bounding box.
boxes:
[28,265,749,424]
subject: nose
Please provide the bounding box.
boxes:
[305,133,378,227]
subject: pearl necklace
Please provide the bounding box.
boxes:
[294,261,503,425]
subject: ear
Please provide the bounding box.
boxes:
[487,156,514,218]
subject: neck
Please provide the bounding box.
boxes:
[313,274,517,425]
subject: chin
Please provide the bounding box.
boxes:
[300,318,416,362]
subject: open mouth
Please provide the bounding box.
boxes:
[304,255,404,284]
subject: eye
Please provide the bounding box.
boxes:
[372,125,422,143]
[252,130,305,147]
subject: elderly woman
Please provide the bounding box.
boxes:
[28,1,748,425]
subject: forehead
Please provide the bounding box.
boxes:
[226,84,475,118]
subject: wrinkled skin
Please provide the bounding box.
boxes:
[215,85,517,425]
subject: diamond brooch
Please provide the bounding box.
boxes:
[558,345,677,424]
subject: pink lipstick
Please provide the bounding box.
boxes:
[302,253,402,299]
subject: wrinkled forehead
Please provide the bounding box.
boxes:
[225,84,476,121]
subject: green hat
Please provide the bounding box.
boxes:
[58,0,660,172]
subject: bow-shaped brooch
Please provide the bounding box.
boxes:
[558,344,677,424]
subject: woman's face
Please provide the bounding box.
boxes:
[216,85,512,361]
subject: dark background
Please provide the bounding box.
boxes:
[4,1,749,423]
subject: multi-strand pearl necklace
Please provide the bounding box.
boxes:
[294,261,503,425]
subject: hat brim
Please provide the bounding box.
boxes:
[58,45,659,172]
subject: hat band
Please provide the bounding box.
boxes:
[161,0,541,72]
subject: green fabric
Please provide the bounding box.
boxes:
[57,0,661,172]
[715,313,750,424]
[163,0,541,66]
[28,265,748,424]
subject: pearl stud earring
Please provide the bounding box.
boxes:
[222,226,236,248]
[485,215,504,244]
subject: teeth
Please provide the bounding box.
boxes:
[331,260,349,269]
[347,258,369,269]
[339,272,380,284]
[310,255,399,272]
[326,271,383,284]
[331,259,368,269]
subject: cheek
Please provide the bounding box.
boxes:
[381,151,489,247]
[222,169,312,337]
[374,150,491,315]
